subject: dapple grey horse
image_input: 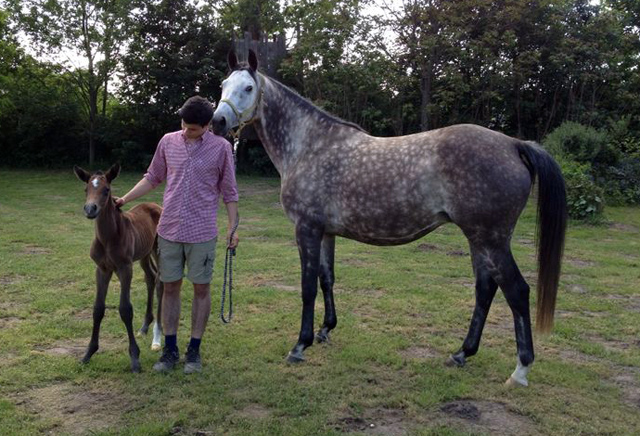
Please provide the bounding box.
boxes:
[212,51,567,387]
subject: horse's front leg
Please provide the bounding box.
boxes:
[287,221,324,363]
[116,263,141,372]
[82,266,112,364]
[138,256,155,336]
[316,234,336,343]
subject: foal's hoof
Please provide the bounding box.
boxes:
[286,351,305,364]
[445,354,466,367]
[137,326,149,336]
[151,343,162,351]
[505,376,528,388]
[315,330,330,343]
[131,361,142,373]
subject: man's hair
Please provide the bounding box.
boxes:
[178,96,214,127]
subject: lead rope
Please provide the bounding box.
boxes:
[221,137,240,324]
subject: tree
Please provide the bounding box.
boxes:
[7,0,133,166]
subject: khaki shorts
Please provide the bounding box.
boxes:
[157,236,217,284]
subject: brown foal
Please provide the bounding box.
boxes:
[74,164,163,372]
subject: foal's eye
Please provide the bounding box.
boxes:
[245,85,253,92]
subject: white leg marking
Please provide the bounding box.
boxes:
[151,321,162,351]
[508,357,531,387]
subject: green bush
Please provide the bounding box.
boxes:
[544,121,609,163]
[111,141,153,171]
[560,159,605,221]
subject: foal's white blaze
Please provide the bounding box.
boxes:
[507,357,531,387]
[91,178,99,188]
[151,321,162,351]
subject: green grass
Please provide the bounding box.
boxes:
[1,169,639,435]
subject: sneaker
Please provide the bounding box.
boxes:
[183,346,202,374]
[153,346,179,372]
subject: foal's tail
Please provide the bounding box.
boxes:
[516,141,567,334]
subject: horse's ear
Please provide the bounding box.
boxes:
[74,165,91,183]
[228,51,238,71]
[105,163,120,183]
[248,49,258,72]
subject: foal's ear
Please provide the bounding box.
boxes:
[228,51,239,71]
[105,163,120,183]
[248,49,258,72]
[74,165,91,183]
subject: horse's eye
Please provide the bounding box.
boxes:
[245,86,253,92]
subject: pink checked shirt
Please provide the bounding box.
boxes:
[144,130,239,243]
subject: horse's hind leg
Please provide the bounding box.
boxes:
[447,247,499,367]
[459,243,534,386]
[316,234,337,343]
[287,222,323,363]
[82,266,112,364]
[116,263,141,373]
[138,256,155,336]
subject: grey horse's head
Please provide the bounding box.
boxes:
[212,50,262,137]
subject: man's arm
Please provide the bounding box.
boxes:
[225,201,239,249]
[115,178,155,207]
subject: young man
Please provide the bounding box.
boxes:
[115,96,239,374]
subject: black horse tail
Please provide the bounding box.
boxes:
[516,141,567,334]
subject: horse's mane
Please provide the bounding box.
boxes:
[233,64,367,133]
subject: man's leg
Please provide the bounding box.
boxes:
[153,236,184,373]
[184,238,216,373]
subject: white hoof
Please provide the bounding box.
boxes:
[151,343,162,351]
[505,376,528,387]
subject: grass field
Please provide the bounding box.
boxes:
[1,169,639,436]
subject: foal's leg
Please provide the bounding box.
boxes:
[138,256,155,336]
[82,267,112,364]
[152,275,163,351]
[287,222,324,363]
[316,234,337,343]
[116,263,142,372]
[447,247,498,367]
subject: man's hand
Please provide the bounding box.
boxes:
[114,196,126,208]
[227,229,239,249]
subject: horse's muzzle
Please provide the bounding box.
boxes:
[84,204,99,219]
[211,115,228,136]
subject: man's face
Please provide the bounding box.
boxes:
[181,120,208,140]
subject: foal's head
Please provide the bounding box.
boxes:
[73,164,120,219]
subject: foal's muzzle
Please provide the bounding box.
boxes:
[84,203,99,219]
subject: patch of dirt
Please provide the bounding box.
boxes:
[261,281,298,292]
[416,243,439,252]
[34,337,123,359]
[235,403,271,419]
[11,381,134,435]
[0,316,22,328]
[0,274,26,285]
[609,222,639,233]
[400,346,439,359]
[333,407,408,435]
[20,244,51,255]
[603,294,640,312]
[516,238,535,246]
[612,369,640,409]
[245,275,298,292]
[342,258,373,267]
[347,288,386,298]
[446,250,468,257]
[586,334,633,353]
[567,284,588,294]
[565,257,596,268]
[436,400,535,435]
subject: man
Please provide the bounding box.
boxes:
[115,96,239,374]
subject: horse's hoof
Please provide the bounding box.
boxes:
[286,351,305,364]
[505,376,528,388]
[315,331,329,343]
[151,343,162,351]
[131,362,142,373]
[445,354,465,367]
[80,357,90,365]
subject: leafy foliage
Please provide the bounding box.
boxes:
[559,159,605,221]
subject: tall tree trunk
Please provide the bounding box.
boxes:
[420,57,433,132]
